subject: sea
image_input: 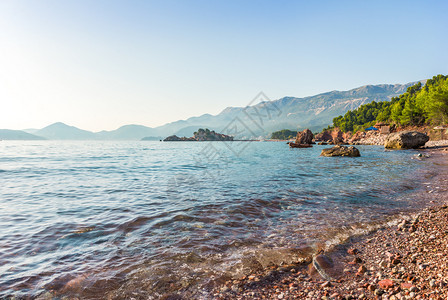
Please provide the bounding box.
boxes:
[0,140,439,299]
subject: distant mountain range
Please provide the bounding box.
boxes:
[0,81,422,140]
[0,129,46,140]
[33,122,97,140]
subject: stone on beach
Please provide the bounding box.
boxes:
[401,282,415,290]
[309,254,335,281]
[384,130,429,149]
[357,265,367,274]
[347,248,360,255]
[378,279,394,289]
[320,145,360,157]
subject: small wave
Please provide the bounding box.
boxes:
[0,143,438,299]
[171,164,207,170]
[117,216,159,233]
[104,189,128,194]
[149,213,201,229]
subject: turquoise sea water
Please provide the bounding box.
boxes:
[0,141,433,298]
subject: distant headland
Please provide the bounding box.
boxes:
[162,128,234,141]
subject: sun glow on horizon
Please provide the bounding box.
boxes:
[1,0,447,131]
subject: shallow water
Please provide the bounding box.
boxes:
[0,141,434,298]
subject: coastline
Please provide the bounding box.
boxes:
[210,146,448,300]
[5,141,446,299]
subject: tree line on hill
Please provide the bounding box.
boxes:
[270,74,448,138]
[270,129,298,140]
[330,74,448,133]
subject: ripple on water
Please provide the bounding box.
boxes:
[0,141,436,298]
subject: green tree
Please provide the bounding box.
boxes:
[390,102,403,124]
[325,75,447,132]
[424,81,448,124]
[271,129,298,139]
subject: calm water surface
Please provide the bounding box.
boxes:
[0,141,434,298]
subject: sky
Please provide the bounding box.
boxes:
[0,0,447,132]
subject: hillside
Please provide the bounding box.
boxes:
[35,122,98,140]
[0,129,46,140]
[96,124,158,140]
[2,80,425,140]
[152,81,422,138]
[330,74,448,133]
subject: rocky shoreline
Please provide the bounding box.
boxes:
[211,147,448,300]
[315,125,448,147]
[352,131,387,145]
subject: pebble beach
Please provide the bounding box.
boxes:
[212,145,448,300]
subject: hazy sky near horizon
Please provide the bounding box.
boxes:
[1,0,447,131]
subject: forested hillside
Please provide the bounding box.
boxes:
[331,75,448,132]
[270,129,298,140]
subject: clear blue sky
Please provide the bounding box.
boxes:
[1,0,447,131]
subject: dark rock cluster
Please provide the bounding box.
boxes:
[163,128,233,141]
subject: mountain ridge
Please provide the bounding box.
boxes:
[35,122,98,140]
[0,129,46,140]
[1,80,425,140]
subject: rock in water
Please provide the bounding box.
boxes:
[384,131,429,149]
[314,130,333,142]
[295,129,314,145]
[289,142,312,148]
[331,128,344,144]
[320,145,360,157]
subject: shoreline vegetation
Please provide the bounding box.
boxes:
[208,146,448,300]
[272,74,448,146]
